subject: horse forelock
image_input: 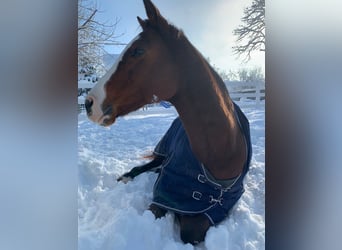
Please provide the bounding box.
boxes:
[142,17,183,42]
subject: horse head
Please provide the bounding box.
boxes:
[85,0,180,126]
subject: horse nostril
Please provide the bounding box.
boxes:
[85,98,93,115]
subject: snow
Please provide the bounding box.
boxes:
[78,104,265,250]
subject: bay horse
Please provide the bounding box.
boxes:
[85,0,251,244]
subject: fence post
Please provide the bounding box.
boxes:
[255,83,261,106]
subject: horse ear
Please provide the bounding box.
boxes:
[137,16,147,29]
[142,0,168,28]
[143,0,159,22]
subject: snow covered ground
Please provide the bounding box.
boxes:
[78,104,265,250]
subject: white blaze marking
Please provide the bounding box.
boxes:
[87,35,141,124]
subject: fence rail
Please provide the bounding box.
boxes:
[225,81,265,107]
[78,80,265,110]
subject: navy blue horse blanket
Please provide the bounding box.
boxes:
[151,102,252,225]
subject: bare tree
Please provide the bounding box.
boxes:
[225,67,264,82]
[233,0,265,61]
[78,0,125,76]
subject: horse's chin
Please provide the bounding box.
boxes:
[99,104,143,126]
[99,114,116,127]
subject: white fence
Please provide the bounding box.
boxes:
[78,80,265,109]
[225,81,265,107]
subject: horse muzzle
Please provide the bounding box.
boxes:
[85,95,116,126]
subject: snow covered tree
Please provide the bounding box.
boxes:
[233,0,265,61]
[78,0,124,77]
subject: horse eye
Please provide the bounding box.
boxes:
[131,48,145,57]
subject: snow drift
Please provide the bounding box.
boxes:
[78,105,264,250]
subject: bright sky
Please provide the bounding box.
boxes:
[97,0,264,72]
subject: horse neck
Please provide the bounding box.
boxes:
[168,38,245,178]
